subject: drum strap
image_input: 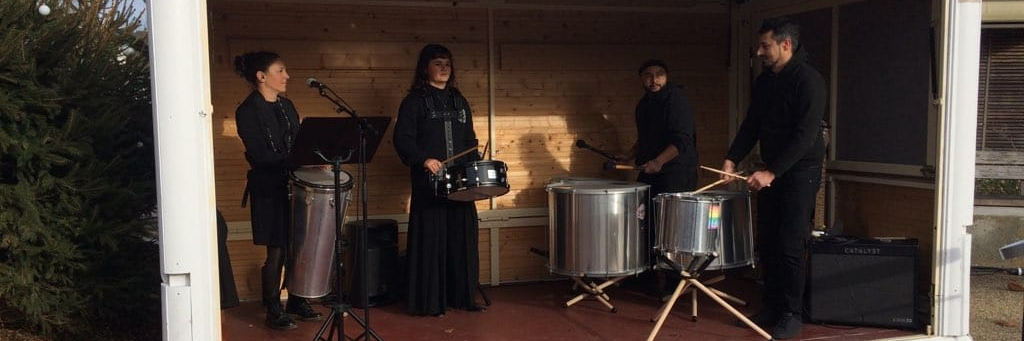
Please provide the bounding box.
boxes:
[443,120,454,159]
[425,91,468,160]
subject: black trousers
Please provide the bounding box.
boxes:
[756,166,821,315]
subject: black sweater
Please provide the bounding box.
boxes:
[634,82,698,171]
[726,48,827,176]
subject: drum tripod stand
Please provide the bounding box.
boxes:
[564,275,632,312]
[661,269,748,322]
[646,254,771,341]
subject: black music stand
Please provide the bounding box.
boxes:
[288,116,391,341]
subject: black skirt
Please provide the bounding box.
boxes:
[246,169,291,247]
[404,195,480,316]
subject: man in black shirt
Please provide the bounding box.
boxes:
[617,59,698,297]
[618,59,698,197]
[720,17,827,340]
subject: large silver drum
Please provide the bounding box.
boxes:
[654,190,753,270]
[547,181,650,277]
[288,167,353,298]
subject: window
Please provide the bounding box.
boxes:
[976,28,1024,199]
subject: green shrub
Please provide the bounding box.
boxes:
[976,178,1022,197]
[0,0,158,339]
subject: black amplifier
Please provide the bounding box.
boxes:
[807,237,918,329]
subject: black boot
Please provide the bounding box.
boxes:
[260,249,295,330]
[285,295,324,322]
[771,312,803,340]
[264,301,297,331]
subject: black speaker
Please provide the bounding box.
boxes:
[345,219,399,308]
[808,237,918,329]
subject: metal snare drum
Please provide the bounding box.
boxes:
[440,160,510,202]
[288,167,353,298]
[547,181,650,277]
[654,190,752,270]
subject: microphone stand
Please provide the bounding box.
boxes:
[311,84,384,341]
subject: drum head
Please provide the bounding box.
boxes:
[546,177,618,187]
[656,190,748,201]
[547,181,649,194]
[292,168,353,190]
[467,160,503,168]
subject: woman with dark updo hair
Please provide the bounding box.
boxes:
[233,51,321,330]
[393,44,486,316]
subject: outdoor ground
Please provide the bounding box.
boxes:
[2,273,1021,341]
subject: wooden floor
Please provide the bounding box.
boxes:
[221,274,920,341]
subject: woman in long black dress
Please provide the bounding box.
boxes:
[233,51,322,330]
[393,44,486,316]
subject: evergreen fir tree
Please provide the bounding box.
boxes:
[0,0,159,339]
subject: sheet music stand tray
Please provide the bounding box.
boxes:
[288,117,390,167]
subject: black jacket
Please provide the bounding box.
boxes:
[726,48,827,176]
[235,91,300,171]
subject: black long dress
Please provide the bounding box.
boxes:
[235,91,300,247]
[393,86,481,316]
[236,90,302,308]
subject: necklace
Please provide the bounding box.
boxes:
[273,97,295,152]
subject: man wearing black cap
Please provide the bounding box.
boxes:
[617,59,699,297]
[618,59,698,199]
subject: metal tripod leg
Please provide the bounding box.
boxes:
[311,303,347,341]
[646,270,771,341]
[478,284,492,306]
[564,276,628,313]
[679,274,748,321]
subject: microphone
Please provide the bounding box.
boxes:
[306,78,326,89]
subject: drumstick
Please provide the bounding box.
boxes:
[691,179,727,195]
[603,161,639,171]
[440,147,479,165]
[481,140,491,160]
[699,165,748,180]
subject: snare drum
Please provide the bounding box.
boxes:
[654,190,753,270]
[440,160,510,201]
[288,167,353,298]
[547,181,650,277]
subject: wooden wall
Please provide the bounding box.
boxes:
[208,0,731,300]
[833,179,935,292]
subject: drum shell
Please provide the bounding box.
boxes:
[654,190,752,270]
[444,160,510,202]
[547,182,650,277]
[288,168,353,298]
